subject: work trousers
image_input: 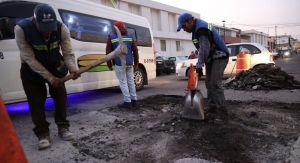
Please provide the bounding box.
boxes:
[205,57,229,109]
[21,79,69,138]
[115,65,137,103]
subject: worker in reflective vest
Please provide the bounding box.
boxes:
[15,4,80,150]
[106,21,139,109]
[177,13,229,116]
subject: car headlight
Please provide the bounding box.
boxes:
[176,62,185,68]
[284,51,290,56]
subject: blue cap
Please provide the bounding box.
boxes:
[34,4,57,32]
[177,13,193,32]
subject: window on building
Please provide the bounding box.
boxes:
[168,13,176,32]
[128,4,140,15]
[160,40,166,51]
[151,9,160,31]
[176,41,181,51]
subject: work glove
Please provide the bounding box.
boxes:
[196,62,203,79]
[196,67,203,79]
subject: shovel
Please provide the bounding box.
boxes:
[182,64,205,120]
[62,25,127,82]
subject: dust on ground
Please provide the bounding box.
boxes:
[72,95,300,163]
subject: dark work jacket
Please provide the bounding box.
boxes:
[18,18,67,81]
[192,19,229,55]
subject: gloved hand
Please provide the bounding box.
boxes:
[196,67,203,79]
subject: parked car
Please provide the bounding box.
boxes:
[168,55,189,65]
[156,53,175,76]
[176,43,275,79]
[280,49,292,58]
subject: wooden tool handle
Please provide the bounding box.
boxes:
[62,25,127,82]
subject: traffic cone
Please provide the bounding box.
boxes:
[0,95,28,163]
[187,64,197,91]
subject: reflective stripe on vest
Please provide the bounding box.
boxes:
[208,23,212,31]
[192,19,229,54]
[32,41,59,51]
[111,37,133,43]
[192,39,198,44]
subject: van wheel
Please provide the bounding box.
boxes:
[134,67,145,91]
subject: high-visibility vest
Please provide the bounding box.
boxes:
[18,18,67,80]
[110,33,134,66]
[192,19,229,55]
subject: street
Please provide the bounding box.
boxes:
[7,54,300,163]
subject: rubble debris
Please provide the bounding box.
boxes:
[73,95,300,163]
[224,64,300,90]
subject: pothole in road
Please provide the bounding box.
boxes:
[73,95,300,163]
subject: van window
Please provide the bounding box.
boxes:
[59,10,112,43]
[127,24,152,47]
[0,1,39,40]
[127,27,137,41]
[59,10,152,47]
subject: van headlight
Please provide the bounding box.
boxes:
[176,62,185,69]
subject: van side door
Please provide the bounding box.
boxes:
[0,1,39,103]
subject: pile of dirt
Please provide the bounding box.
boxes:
[72,95,300,163]
[224,64,300,90]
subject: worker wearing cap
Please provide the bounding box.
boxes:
[106,21,139,109]
[15,4,80,150]
[177,13,229,115]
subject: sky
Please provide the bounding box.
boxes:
[151,0,300,39]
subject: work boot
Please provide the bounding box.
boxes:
[38,135,51,150]
[118,102,132,109]
[58,128,74,141]
[131,100,137,109]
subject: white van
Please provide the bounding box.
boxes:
[0,0,156,104]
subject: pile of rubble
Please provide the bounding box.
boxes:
[224,64,300,90]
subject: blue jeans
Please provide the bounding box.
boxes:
[115,65,137,103]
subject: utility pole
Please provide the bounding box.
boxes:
[261,32,263,45]
[275,25,277,50]
[222,20,226,43]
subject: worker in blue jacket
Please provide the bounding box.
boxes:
[177,13,229,116]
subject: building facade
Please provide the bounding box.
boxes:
[276,35,296,51]
[214,25,241,44]
[241,30,268,47]
[88,0,200,57]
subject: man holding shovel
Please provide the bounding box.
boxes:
[177,13,229,116]
[15,4,80,150]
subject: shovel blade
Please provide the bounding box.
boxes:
[183,90,205,120]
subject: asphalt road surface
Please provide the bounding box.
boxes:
[6,53,300,163]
